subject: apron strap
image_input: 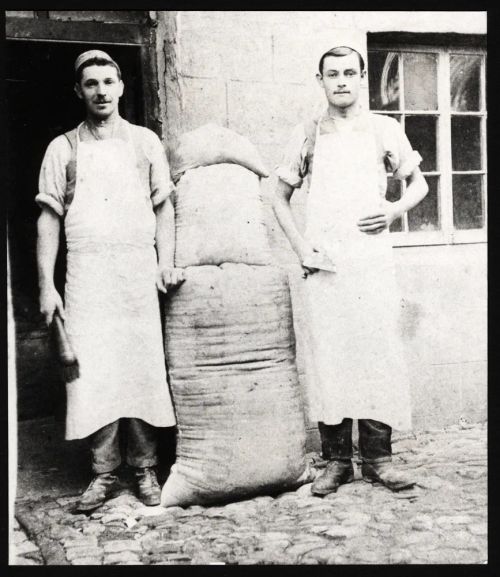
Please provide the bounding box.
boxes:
[64,128,78,164]
[304,117,319,160]
[63,127,80,208]
[124,121,153,194]
[368,114,389,169]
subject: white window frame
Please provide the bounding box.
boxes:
[368,44,487,248]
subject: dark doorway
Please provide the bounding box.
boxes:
[6,40,144,420]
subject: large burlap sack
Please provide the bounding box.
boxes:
[173,164,272,267]
[161,263,311,507]
[169,123,270,182]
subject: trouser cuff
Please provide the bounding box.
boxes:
[327,457,353,463]
[126,456,158,469]
[92,459,121,475]
[361,455,392,465]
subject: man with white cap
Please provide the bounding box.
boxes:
[36,50,184,510]
[273,35,428,495]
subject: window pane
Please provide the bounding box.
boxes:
[408,176,439,231]
[453,174,484,229]
[386,177,403,232]
[403,53,438,110]
[368,51,400,111]
[450,54,482,112]
[404,116,437,172]
[451,116,481,171]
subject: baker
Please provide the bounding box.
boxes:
[36,50,184,511]
[273,37,428,495]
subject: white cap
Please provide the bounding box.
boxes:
[74,49,120,74]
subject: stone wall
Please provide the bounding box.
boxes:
[156,11,487,434]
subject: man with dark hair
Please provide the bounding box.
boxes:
[36,50,184,511]
[318,45,366,75]
[273,39,428,495]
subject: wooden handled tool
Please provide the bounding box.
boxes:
[52,312,80,383]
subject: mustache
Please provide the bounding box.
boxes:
[93,98,112,104]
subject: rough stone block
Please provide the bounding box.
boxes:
[178,77,227,133]
[100,512,128,524]
[13,530,27,544]
[65,546,103,561]
[272,26,368,87]
[227,80,321,146]
[82,524,106,536]
[389,549,412,564]
[410,514,434,531]
[11,555,40,566]
[13,540,40,555]
[395,245,486,370]
[272,33,325,86]
[343,512,371,526]
[460,361,487,422]
[179,28,273,82]
[71,557,103,565]
[105,494,139,509]
[139,530,163,552]
[179,11,327,35]
[62,535,98,548]
[437,514,473,526]
[468,523,487,536]
[135,504,175,518]
[103,540,142,554]
[324,525,361,539]
[419,364,463,428]
[104,551,141,564]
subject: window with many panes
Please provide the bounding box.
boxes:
[368,46,486,245]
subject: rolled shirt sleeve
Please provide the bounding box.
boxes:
[144,130,176,208]
[275,124,309,188]
[36,135,71,216]
[382,117,422,180]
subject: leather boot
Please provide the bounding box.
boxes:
[135,467,161,506]
[76,472,119,512]
[311,460,354,496]
[361,461,415,492]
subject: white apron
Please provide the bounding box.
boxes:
[302,115,412,430]
[63,121,176,440]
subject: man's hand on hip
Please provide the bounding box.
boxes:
[156,266,186,293]
[357,201,402,235]
[40,286,65,326]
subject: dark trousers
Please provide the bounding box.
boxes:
[89,418,158,474]
[318,418,392,464]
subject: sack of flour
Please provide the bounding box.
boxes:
[169,123,270,182]
[161,263,311,507]
[173,164,272,267]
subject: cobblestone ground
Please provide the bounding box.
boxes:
[10,517,44,565]
[12,422,487,565]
